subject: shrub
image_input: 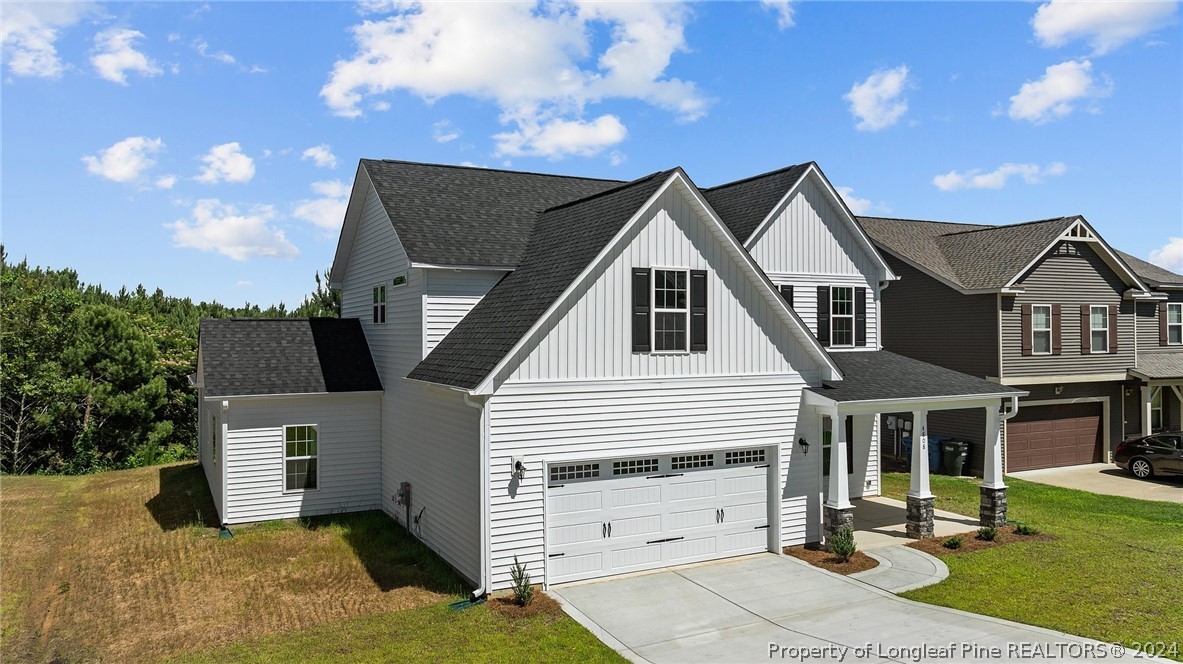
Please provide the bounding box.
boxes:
[976,526,998,542]
[942,536,962,550]
[1014,523,1040,536]
[509,555,534,606]
[829,526,857,562]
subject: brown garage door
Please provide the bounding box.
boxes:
[1006,403,1103,471]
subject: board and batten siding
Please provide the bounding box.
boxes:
[879,255,999,378]
[850,414,880,498]
[496,184,825,384]
[338,176,482,584]
[1002,241,1134,377]
[772,276,878,351]
[486,375,808,590]
[222,395,381,523]
[423,269,506,354]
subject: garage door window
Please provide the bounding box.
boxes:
[672,454,714,470]
[725,449,765,465]
[284,425,318,492]
[613,458,659,475]
[550,463,599,482]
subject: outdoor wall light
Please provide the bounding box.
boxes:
[511,457,527,480]
[797,437,810,455]
[1055,385,1064,395]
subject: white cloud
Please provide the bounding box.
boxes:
[1149,237,1183,272]
[167,32,181,43]
[82,136,164,183]
[1,2,97,78]
[761,0,795,29]
[836,186,890,215]
[196,142,255,184]
[292,180,350,231]
[193,38,235,64]
[301,144,338,169]
[433,119,461,143]
[167,199,298,261]
[494,114,628,159]
[155,174,178,190]
[844,65,911,132]
[1007,59,1113,124]
[932,162,1068,191]
[91,28,162,85]
[1032,0,1179,55]
[321,2,708,158]
[234,279,252,287]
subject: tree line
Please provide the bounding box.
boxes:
[0,247,340,475]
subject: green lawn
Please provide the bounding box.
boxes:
[882,473,1183,659]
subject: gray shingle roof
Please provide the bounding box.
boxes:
[702,163,812,242]
[860,216,1077,291]
[361,159,624,266]
[407,170,675,389]
[1117,250,1183,287]
[806,350,1025,403]
[199,318,382,397]
[1132,353,1183,380]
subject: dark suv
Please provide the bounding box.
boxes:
[1114,432,1183,479]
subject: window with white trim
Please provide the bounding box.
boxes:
[830,286,854,347]
[1032,305,1052,355]
[653,269,688,352]
[284,425,318,491]
[372,285,386,324]
[1169,303,1182,345]
[1151,387,1163,431]
[1089,305,1108,353]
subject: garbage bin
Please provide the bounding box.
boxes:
[941,440,969,476]
[926,435,948,474]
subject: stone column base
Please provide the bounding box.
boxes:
[980,486,1008,527]
[822,505,855,550]
[906,495,935,539]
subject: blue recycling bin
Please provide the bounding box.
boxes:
[903,433,945,473]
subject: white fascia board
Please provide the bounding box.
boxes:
[329,163,374,289]
[411,263,516,271]
[802,389,1026,415]
[1000,372,1129,386]
[202,390,383,402]
[1125,289,1167,301]
[743,164,898,283]
[1003,217,1149,293]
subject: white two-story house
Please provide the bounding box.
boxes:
[195,159,1024,594]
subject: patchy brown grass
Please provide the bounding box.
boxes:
[783,545,879,575]
[907,525,1056,557]
[487,591,565,621]
[1,463,464,663]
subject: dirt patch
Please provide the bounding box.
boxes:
[784,545,879,575]
[487,591,564,620]
[908,525,1056,556]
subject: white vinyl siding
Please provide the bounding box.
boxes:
[222,395,381,524]
[423,269,506,355]
[1032,305,1052,355]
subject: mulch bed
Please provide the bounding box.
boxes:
[784,545,879,575]
[487,591,565,620]
[908,525,1055,556]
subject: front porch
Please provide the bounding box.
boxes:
[852,496,978,550]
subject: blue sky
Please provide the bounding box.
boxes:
[3,1,1181,307]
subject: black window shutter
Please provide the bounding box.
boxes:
[690,270,707,351]
[779,284,793,308]
[816,286,831,346]
[855,287,867,347]
[844,415,854,475]
[632,269,651,352]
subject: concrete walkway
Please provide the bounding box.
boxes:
[552,554,1163,663]
[853,546,948,593]
[1009,463,1183,503]
[853,496,979,550]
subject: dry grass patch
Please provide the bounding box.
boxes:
[1,463,464,663]
[783,545,879,575]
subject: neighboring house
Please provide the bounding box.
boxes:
[195,160,1023,593]
[1118,251,1183,436]
[861,215,1174,473]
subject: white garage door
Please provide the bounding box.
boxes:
[546,448,772,585]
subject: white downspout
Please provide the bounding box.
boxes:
[463,392,489,599]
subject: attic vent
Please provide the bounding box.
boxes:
[613,458,659,475]
[1063,222,1095,241]
[725,449,766,465]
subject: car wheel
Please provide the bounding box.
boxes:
[1130,457,1153,479]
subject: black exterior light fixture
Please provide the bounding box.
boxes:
[797,437,810,455]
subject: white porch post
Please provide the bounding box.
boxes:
[908,410,931,499]
[980,405,1008,527]
[826,411,852,509]
[1141,386,1153,436]
[906,409,934,539]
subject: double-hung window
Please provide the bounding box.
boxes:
[1031,305,1052,355]
[284,425,318,492]
[653,269,688,352]
[1089,305,1108,353]
[830,287,854,347]
[1169,303,1182,345]
[372,285,386,324]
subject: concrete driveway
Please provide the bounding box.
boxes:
[551,555,1155,663]
[1009,463,1183,503]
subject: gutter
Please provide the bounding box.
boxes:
[461,392,490,600]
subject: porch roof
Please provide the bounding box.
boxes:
[805,350,1025,407]
[1131,354,1183,381]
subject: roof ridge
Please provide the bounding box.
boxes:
[858,215,991,228]
[540,169,672,214]
[939,216,1076,237]
[703,161,813,191]
[363,158,626,183]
